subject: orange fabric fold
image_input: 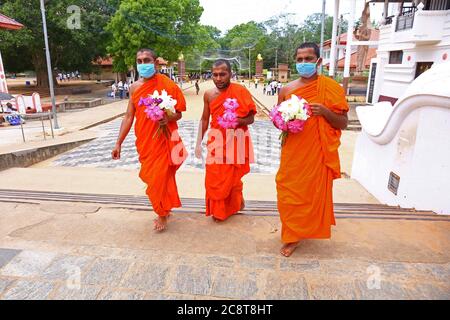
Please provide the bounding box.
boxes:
[276,75,349,243]
[133,74,187,216]
[205,83,256,221]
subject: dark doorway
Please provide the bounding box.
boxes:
[415,62,434,79]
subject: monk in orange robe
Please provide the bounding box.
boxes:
[276,43,349,257]
[196,59,256,221]
[112,49,187,231]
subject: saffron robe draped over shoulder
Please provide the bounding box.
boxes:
[276,75,349,243]
[132,74,187,216]
[205,83,256,221]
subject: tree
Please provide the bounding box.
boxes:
[106,0,204,74]
[0,0,115,88]
[220,21,268,75]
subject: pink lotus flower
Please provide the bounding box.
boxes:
[269,95,311,145]
[218,98,239,129]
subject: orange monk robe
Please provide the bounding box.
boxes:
[205,83,256,221]
[132,74,187,217]
[276,75,349,243]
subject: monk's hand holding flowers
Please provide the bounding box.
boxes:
[309,103,329,116]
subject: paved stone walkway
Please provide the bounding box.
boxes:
[50,119,282,174]
[0,201,448,300]
[1,246,449,300]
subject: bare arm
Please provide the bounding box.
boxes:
[195,93,211,158]
[112,86,136,160]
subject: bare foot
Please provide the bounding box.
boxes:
[212,216,223,223]
[153,216,168,232]
[240,199,245,211]
[280,242,300,257]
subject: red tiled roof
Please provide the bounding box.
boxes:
[93,56,169,66]
[323,29,380,48]
[94,56,113,66]
[325,47,378,69]
[0,13,24,30]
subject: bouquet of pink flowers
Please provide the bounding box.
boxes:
[269,94,312,145]
[138,89,177,138]
[217,98,239,129]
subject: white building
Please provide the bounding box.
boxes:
[366,0,450,104]
[352,0,450,214]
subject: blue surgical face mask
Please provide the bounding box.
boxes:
[137,63,156,78]
[296,62,317,78]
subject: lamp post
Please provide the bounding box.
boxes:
[39,0,59,129]
[319,0,326,75]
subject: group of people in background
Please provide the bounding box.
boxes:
[263,80,283,96]
[57,71,80,82]
[111,80,131,99]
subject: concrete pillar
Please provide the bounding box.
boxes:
[329,0,340,78]
[343,0,356,93]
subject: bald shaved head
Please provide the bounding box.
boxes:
[212,59,232,73]
[137,48,157,59]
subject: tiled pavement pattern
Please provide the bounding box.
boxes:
[51,119,281,174]
[1,247,448,300]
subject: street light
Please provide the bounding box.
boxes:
[39,0,59,129]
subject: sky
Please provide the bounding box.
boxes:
[199,0,385,33]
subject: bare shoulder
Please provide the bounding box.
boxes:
[204,88,216,103]
[130,80,144,95]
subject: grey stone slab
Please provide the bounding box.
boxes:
[144,293,192,300]
[0,248,21,269]
[98,289,146,300]
[169,265,212,296]
[120,262,169,292]
[2,280,55,300]
[0,250,57,277]
[51,284,102,300]
[205,255,235,268]
[308,279,358,300]
[280,259,321,273]
[42,254,94,281]
[240,255,278,270]
[211,270,259,299]
[264,272,309,300]
[0,278,15,294]
[408,263,450,283]
[409,283,450,300]
[82,258,131,287]
[356,280,412,300]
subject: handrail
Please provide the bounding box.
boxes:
[358,94,450,145]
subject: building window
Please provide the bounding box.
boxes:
[389,51,403,64]
[415,62,433,79]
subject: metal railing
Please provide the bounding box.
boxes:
[395,5,417,31]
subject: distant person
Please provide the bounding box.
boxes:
[254,78,258,89]
[124,81,130,98]
[111,82,117,99]
[275,42,349,257]
[271,80,277,95]
[277,81,282,94]
[118,80,124,99]
[195,80,200,95]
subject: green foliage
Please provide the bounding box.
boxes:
[106,0,204,72]
[0,0,115,86]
